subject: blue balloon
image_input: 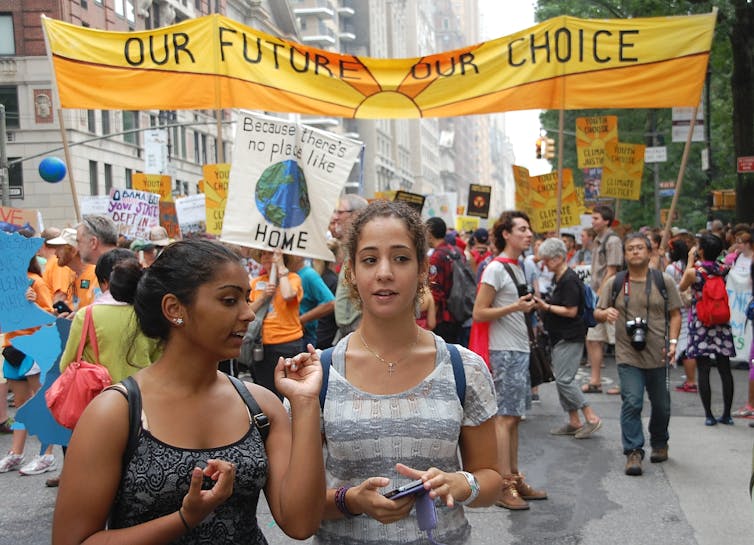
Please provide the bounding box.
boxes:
[39,157,67,183]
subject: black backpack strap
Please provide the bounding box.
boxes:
[610,270,628,308]
[228,375,270,442]
[447,344,466,408]
[103,376,143,471]
[319,347,334,409]
[649,269,668,301]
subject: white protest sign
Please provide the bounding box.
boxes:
[175,193,207,235]
[107,188,160,239]
[221,112,362,260]
[80,195,111,216]
[726,258,753,363]
[424,193,456,226]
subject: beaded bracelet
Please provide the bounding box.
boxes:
[178,508,191,531]
[335,486,357,518]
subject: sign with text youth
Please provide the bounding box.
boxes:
[575,115,618,168]
[107,188,160,239]
[43,13,715,116]
[600,141,646,201]
[220,113,362,260]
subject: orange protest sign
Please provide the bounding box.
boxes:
[601,142,646,201]
[202,164,230,235]
[575,116,618,168]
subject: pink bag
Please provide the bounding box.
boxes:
[46,306,111,429]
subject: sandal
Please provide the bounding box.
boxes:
[606,386,621,395]
[581,383,602,394]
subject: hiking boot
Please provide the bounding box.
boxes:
[514,473,547,500]
[625,450,643,476]
[650,446,668,463]
[0,451,25,473]
[19,454,56,476]
[495,476,529,510]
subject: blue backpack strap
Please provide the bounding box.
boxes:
[319,347,334,409]
[447,344,466,408]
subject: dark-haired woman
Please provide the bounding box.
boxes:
[665,238,697,393]
[53,239,324,545]
[679,234,736,426]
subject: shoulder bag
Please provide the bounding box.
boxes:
[46,306,112,429]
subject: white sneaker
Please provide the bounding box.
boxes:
[19,454,56,476]
[0,451,25,473]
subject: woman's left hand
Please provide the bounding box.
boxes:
[274,344,323,401]
[395,463,464,508]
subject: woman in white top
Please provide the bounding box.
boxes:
[316,201,500,545]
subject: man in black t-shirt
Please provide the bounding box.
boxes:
[534,238,603,440]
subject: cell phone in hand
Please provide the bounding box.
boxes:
[53,300,73,314]
[383,479,425,500]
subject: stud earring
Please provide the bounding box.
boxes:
[173,317,184,325]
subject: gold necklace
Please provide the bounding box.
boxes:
[358,328,421,376]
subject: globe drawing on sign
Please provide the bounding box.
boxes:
[255,160,311,228]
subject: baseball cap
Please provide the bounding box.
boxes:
[46,227,78,247]
[473,228,489,244]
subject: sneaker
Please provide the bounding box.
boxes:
[550,423,583,436]
[0,451,25,473]
[19,454,56,476]
[717,416,734,426]
[650,446,669,463]
[675,382,698,393]
[574,419,602,439]
[625,450,643,476]
[0,418,13,434]
[732,405,754,418]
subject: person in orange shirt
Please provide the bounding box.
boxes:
[249,249,304,400]
[44,228,100,312]
[0,244,56,475]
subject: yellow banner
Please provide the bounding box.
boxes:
[203,163,230,235]
[528,170,581,233]
[131,173,172,202]
[42,12,715,117]
[576,116,618,168]
[601,142,646,201]
[512,165,532,218]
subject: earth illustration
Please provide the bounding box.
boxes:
[255,160,311,228]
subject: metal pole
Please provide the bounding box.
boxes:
[0,104,9,207]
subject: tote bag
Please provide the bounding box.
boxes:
[46,306,112,429]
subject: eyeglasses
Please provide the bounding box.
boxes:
[334,209,353,215]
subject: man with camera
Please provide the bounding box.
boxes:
[594,233,682,476]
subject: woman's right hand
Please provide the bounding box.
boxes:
[180,459,236,528]
[346,477,416,524]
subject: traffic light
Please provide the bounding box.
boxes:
[535,137,543,159]
[544,137,555,159]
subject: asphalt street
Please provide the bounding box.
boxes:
[1,359,753,545]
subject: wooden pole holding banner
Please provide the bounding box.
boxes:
[660,103,699,251]
[555,108,565,235]
[216,110,224,162]
[57,108,81,222]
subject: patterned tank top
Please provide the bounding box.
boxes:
[109,380,269,545]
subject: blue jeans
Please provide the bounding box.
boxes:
[617,363,670,455]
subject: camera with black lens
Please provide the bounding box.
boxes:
[626,317,648,351]
[517,284,535,298]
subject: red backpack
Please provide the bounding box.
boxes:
[696,270,730,327]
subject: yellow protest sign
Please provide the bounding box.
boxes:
[601,142,646,201]
[455,216,480,233]
[527,169,581,233]
[43,12,715,116]
[203,164,230,234]
[131,173,172,202]
[512,165,532,216]
[576,116,618,168]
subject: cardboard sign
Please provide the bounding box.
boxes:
[467,184,491,218]
[394,190,425,214]
[575,115,618,168]
[601,141,646,201]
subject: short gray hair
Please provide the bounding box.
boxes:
[538,237,567,260]
[340,193,368,213]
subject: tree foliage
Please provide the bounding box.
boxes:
[534,0,752,230]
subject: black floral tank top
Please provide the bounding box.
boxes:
[109,381,269,544]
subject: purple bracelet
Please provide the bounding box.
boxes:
[335,486,357,518]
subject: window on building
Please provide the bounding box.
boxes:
[125,0,135,23]
[201,134,208,164]
[114,0,124,15]
[81,0,88,9]
[89,160,98,195]
[87,110,96,132]
[123,110,139,144]
[193,130,200,163]
[180,126,187,158]
[101,111,110,134]
[0,14,15,55]
[125,167,133,189]
[0,86,19,129]
[104,163,113,194]
[4,158,23,200]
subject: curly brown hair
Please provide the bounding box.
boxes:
[342,200,429,307]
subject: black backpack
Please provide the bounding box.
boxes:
[441,248,477,323]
